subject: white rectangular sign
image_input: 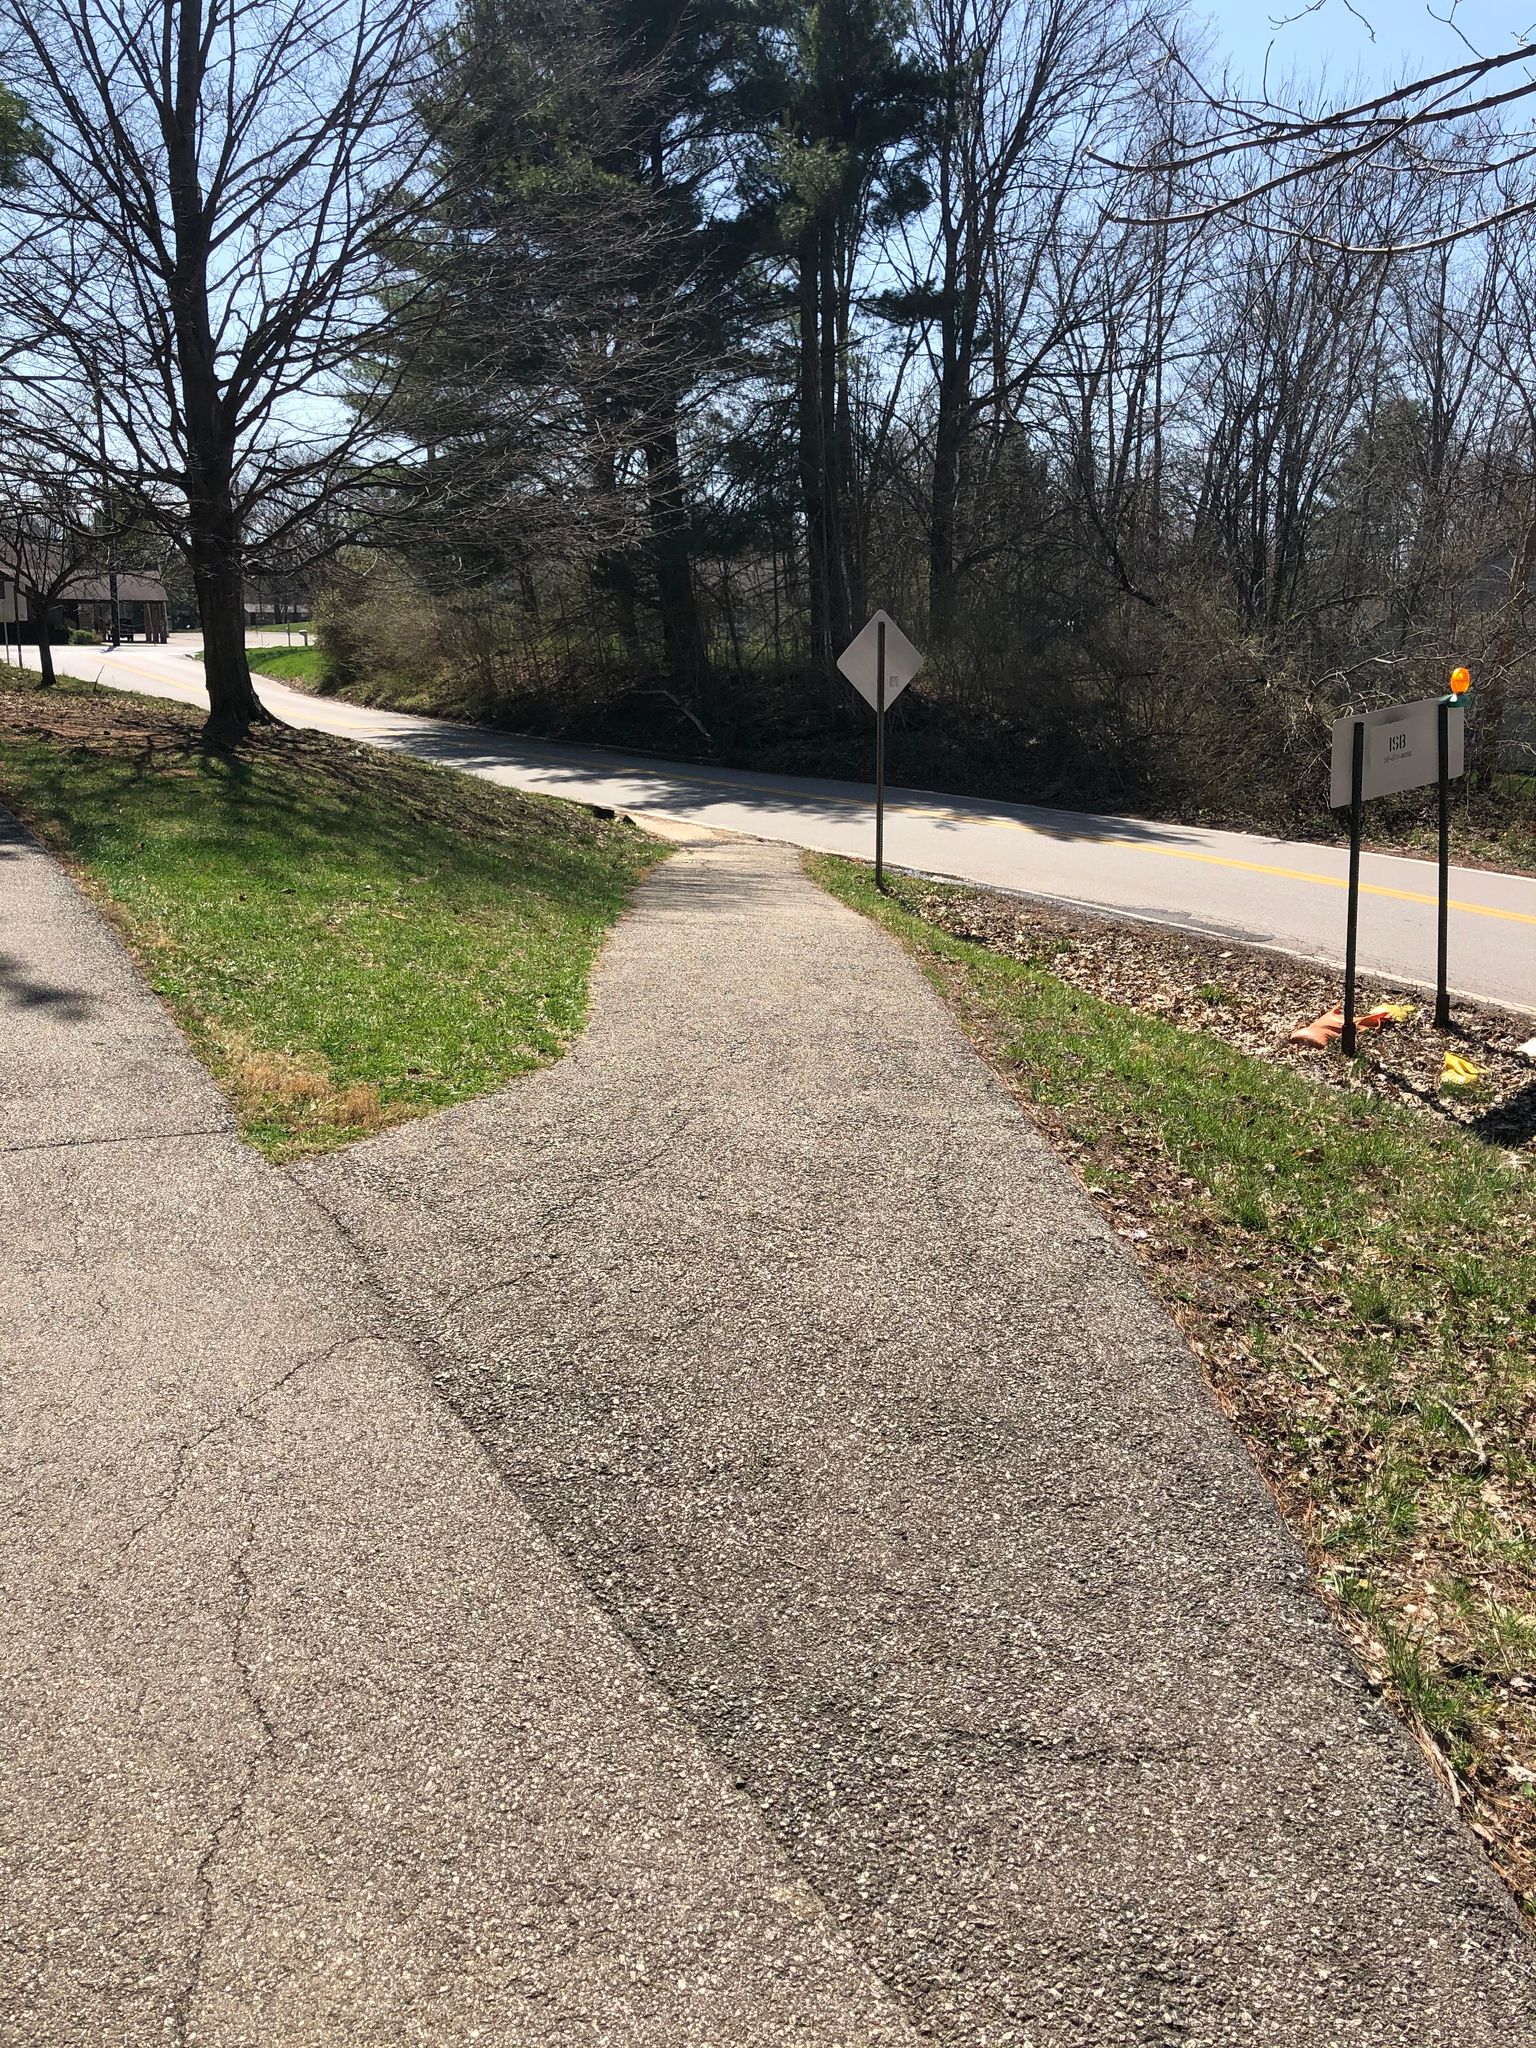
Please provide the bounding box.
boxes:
[1330,697,1464,809]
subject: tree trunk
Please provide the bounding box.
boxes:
[192,525,271,742]
[165,0,270,744]
[589,425,641,661]
[644,422,707,688]
[928,225,979,648]
[34,602,55,686]
[1471,505,1536,792]
[928,348,966,645]
[819,217,850,657]
[833,238,862,630]
[798,222,832,673]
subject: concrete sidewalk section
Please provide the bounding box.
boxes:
[0,819,912,2044]
[303,840,1536,2047]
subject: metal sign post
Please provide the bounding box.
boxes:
[1329,680,1468,1053]
[1341,719,1364,1056]
[1434,669,1471,1030]
[1436,698,1451,1029]
[874,616,886,889]
[836,610,923,890]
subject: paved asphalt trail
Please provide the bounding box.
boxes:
[0,816,912,2044]
[300,838,1535,2046]
[19,636,1536,1015]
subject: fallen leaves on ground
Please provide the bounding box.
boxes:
[910,884,1536,1151]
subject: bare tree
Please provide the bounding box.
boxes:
[0,445,109,689]
[910,0,1144,643]
[1120,10,1536,253]
[0,0,438,738]
[1450,204,1536,787]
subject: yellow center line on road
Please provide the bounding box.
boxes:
[89,650,1536,928]
[1143,845,1536,924]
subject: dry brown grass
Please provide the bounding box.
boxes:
[214,1033,414,1153]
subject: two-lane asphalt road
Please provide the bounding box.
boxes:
[17,634,1536,1014]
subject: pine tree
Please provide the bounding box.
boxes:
[742,0,932,667]
[388,0,763,690]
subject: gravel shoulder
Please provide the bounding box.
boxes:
[300,836,1536,2046]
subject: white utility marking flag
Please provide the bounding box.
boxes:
[1330,697,1464,808]
[837,611,924,712]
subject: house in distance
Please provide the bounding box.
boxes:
[0,558,169,644]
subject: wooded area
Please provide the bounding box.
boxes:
[328,0,1536,825]
[2,0,1535,825]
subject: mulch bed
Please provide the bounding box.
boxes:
[905,882,1536,1152]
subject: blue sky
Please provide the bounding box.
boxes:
[1195,0,1535,94]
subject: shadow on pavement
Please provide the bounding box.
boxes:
[0,951,95,1020]
[367,727,1198,847]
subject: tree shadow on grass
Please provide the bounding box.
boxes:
[4,697,652,938]
[191,728,644,907]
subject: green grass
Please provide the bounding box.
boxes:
[246,645,326,686]
[811,851,1536,1900]
[0,668,661,1157]
[194,645,328,686]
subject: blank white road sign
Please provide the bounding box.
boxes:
[1330,697,1464,808]
[837,611,924,711]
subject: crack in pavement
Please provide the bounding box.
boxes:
[0,1121,231,1158]
[457,1126,697,1275]
[107,1338,352,1574]
[0,1345,335,1549]
[169,1511,278,2048]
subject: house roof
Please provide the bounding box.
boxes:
[62,572,168,605]
[0,536,167,606]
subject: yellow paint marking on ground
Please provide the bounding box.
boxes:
[1142,844,1536,925]
[83,652,1536,926]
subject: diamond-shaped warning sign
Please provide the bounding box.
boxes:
[836,611,923,711]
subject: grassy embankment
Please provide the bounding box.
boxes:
[190,644,326,686]
[813,852,1536,1909]
[0,666,661,1157]
[245,645,326,687]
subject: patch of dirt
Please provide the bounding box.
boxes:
[908,884,1536,1151]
